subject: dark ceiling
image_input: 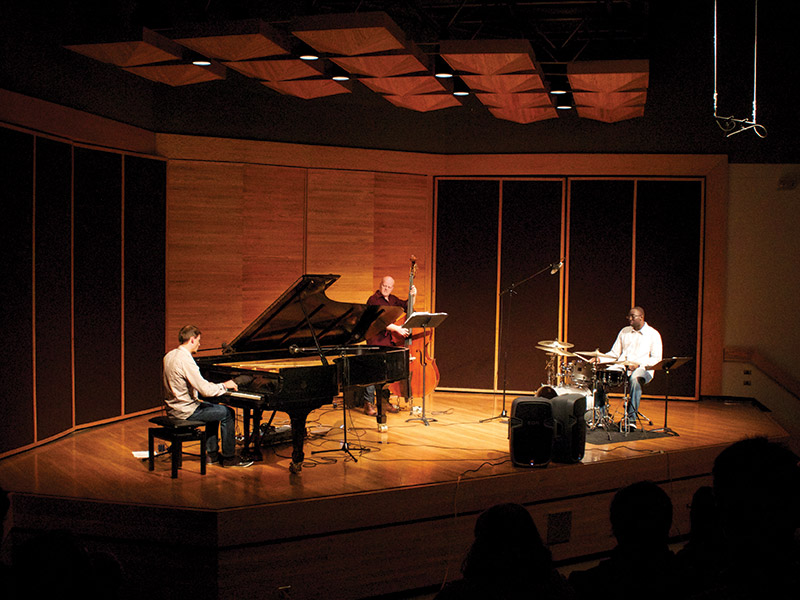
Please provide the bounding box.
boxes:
[2,0,799,162]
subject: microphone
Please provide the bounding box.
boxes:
[550,259,564,275]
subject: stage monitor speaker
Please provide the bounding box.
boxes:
[509,397,554,467]
[550,393,587,463]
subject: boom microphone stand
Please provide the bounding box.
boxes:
[481,259,564,423]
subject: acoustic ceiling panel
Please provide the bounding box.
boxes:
[291,12,408,56]
[122,62,226,86]
[65,28,184,67]
[331,54,428,78]
[224,58,323,81]
[262,79,352,100]
[382,94,462,112]
[173,20,292,62]
[360,76,447,96]
[488,105,558,124]
[439,39,541,76]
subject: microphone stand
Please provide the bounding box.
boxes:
[481,259,563,423]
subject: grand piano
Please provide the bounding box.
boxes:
[196,274,408,473]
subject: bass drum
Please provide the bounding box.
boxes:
[535,385,595,409]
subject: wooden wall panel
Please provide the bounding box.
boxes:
[34,137,73,439]
[241,165,306,326]
[373,172,432,310]
[635,180,702,398]
[166,161,243,351]
[435,180,501,390]
[501,180,564,392]
[306,169,375,303]
[73,147,123,426]
[0,127,35,453]
[124,155,167,414]
[566,180,634,354]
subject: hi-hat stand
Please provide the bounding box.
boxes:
[650,356,694,436]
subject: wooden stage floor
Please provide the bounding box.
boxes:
[0,392,790,600]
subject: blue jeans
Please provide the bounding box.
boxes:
[189,402,236,457]
[627,367,653,422]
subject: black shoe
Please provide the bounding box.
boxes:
[221,455,254,468]
[207,452,221,465]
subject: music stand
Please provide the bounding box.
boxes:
[312,347,368,462]
[481,260,563,424]
[404,312,448,426]
[649,356,693,436]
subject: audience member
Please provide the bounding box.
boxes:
[686,436,800,599]
[568,481,677,600]
[673,485,725,592]
[435,502,573,600]
[11,528,123,599]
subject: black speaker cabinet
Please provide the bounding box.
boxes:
[551,393,587,463]
[509,397,554,467]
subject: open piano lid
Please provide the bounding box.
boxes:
[222,274,404,354]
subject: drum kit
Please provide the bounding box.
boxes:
[535,340,641,431]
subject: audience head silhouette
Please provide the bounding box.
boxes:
[610,480,673,551]
[712,436,800,554]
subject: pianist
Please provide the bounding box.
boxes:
[162,325,253,468]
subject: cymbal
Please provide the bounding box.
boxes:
[535,345,575,357]
[537,339,574,349]
[574,349,613,359]
[616,360,640,368]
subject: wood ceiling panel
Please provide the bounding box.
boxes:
[122,63,225,86]
[173,20,291,61]
[567,60,649,92]
[65,28,183,67]
[292,12,409,56]
[573,91,647,109]
[440,39,541,76]
[262,79,352,99]
[176,33,288,62]
[224,58,322,81]
[331,54,428,77]
[461,74,545,93]
[475,92,553,109]
[382,94,462,112]
[360,76,447,96]
[488,106,558,124]
[575,105,645,123]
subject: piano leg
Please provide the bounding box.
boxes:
[288,408,312,473]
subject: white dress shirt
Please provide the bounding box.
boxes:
[607,322,663,378]
[162,345,226,419]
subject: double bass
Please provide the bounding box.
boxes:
[390,256,440,404]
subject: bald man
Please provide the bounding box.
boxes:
[362,276,416,415]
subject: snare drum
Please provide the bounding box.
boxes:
[596,368,626,389]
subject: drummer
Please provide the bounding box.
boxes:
[596,306,663,429]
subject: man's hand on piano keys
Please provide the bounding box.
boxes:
[223,379,238,391]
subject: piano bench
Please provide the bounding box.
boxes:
[148,416,208,478]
